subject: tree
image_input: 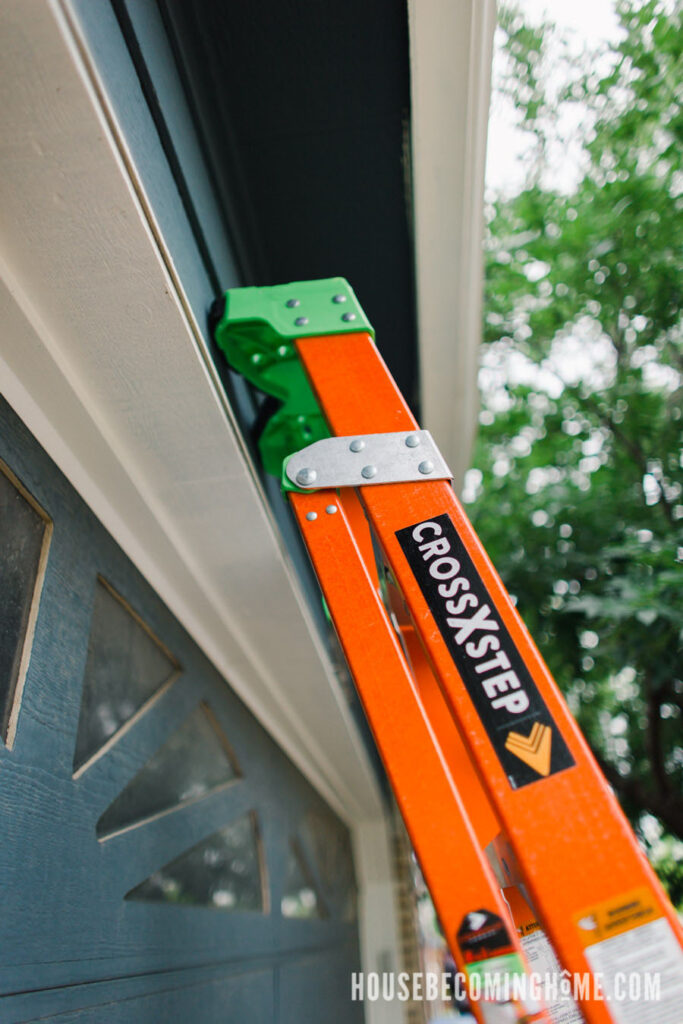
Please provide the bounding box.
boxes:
[470,0,683,898]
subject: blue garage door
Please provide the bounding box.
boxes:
[0,396,363,1024]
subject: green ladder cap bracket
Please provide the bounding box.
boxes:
[281,454,305,494]
[213,278,374,477]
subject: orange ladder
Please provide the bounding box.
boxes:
[213,280,683,1024]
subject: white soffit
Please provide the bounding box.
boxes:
[408,0,496,490]
[0,0,382,822]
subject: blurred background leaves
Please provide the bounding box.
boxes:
[471,0,683,905]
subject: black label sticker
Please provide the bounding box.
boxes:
[457,910,515,962]
[396,514,574,788]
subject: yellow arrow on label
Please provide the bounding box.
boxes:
[505,722,552,776]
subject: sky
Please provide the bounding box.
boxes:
[485,0,621,194]
[463,0,626,507]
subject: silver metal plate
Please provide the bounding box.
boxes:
[286,430,453,489]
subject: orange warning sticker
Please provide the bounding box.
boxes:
[576,888,683,1021]
[574,887,661,947]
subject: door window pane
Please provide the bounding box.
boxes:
[305,811,358,922]
[73,578,180,774]
[125,812,266,911]
[0,462,50,745]
[97,702,240,839]
[281,840,326,919]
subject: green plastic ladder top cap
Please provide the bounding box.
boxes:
[220,277,374,344]
[211,277,374,480]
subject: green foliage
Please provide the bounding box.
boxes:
[472,0,683,901]
[645,830,683,909]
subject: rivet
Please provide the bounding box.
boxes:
[286,298,300,308]
[418,460,435,475]
[341,312,356,322]
[306,511,317,521]
[278,345,289,356]
[333,294,347,304]
[349,438,365,452]
[361,465,377,479]
[251,353,262,364]
[405,434,420,448]
[326,505,338,515]
[295,316,309,326]
[296,467,318,487]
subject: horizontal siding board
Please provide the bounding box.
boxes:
[2,965,275,1023]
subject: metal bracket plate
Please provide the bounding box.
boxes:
[284,431,453,490]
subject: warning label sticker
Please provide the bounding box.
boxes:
[576,888,683,1024]
[575,887,661,946]
[396,513,575,788]
[503,886,583,1023]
